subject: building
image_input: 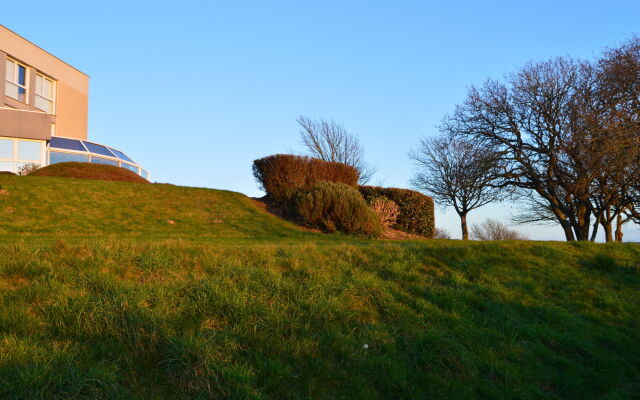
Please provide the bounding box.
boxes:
[0,25,148,179]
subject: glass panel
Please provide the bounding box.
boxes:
[35,74,43,95]
[90,156,118,166]
[108,148,134,163]
[44,78,53,98]
[49,137,87,152]
[17,141,42,161]
[5,59,14,81]
[83,141,116,157]
[0,161,14,172]
[121,162,138,173]
[49,151,89,164]
[18,87,26,102]
[18,65,26,85]
[35,96,53,113]
[141,170,148,180]
[5,81,19,100]
[0,139,13,159]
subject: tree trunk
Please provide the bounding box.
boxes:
[460,213,469,240]
[561,221,575,241]
[590,216,599,242]
[603,221,613,243]
[573,205,591,241]
[615,214,624,242]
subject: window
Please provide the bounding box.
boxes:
[0,139,44,173]
[90,156,118,166]
[0,139,13,159]
[83,141,117,158]
[49,137,87,152]
[121,162,139,173]
[35,73,56,113]
[5,58,28,103]
[18,141,42,161]
[49,151,89,165]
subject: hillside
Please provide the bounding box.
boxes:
[0,174,315,241]
[0,175,639,399]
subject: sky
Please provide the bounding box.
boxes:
[3,1,640,240]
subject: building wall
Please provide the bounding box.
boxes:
[0,25,89,140]
[0,108,52,140]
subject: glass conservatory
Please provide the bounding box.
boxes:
[0,136,149,180]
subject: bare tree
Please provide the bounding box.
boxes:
[448,58,609,241]
[447,37,640,242]
[471,219,528,241]
[588,36,640,241]
[297,116,376,184]
[409,134,503,240]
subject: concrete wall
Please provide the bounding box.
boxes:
[0,108,52,140]
[0,25,89,140]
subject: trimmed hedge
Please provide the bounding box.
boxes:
[359,186,435,238]
[253,154,359,203]
[296,181,383,237]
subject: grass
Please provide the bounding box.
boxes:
[0,174,316,241]
[1,174,639,399]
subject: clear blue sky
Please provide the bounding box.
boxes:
[3,1,640,240]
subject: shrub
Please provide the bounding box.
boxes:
[296,181,383,237]
[360,186,435,238]
[433,228,451,239]
[470,219,528,241]
[17,163,40,176]
[369,196,399,229]
[253,154,359,203]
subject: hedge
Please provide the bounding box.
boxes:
[253,154,359,203]
[296,181,383,237]
[359,186,435,238]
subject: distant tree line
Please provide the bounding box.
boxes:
[412,36,640,241]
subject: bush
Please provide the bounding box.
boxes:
[296,181,383,237]
[17,163,40,176]
[369,196,399,229]
[433,228,451,239]
[471,219,528,241]
[253,154,359,203]
[360,186,435,238]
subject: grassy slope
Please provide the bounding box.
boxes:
[0,175,315,241]
[1,175,639,399]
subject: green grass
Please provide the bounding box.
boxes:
[1,175,639,399]
[0,175,316,241]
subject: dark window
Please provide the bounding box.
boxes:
[49,137,87,152]
[18,65,26,85]
[108,147,135,163]
[83,142,116,158]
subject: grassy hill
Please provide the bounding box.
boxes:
[0,174,315,241]
[1,175,639,399]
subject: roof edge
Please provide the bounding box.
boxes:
[0,24,89,78]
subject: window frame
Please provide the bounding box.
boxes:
[5,58,29,104]
[0,138,46,173]
[34,72,56,114]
